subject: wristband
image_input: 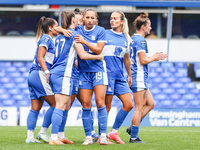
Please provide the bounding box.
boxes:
[44,70,49,74]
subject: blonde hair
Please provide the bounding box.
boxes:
[113,11,132,51]
[36,16,56,41]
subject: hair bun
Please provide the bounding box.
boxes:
[74,8,80,12]
[140,11,148,18]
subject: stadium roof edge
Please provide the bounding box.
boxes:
[1,0,200,7]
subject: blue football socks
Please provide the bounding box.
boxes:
[27,109,39,130]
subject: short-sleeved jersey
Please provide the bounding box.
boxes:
[76,25,107,72]
[130,34,148,84]
[30,34,55,72]
[50,29,78,77]
[102,29,129,79]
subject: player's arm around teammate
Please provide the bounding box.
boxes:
[48,11,103,145]
[128,12,167,143]
[26,16,58,143]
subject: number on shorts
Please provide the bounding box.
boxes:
[96,72,102,80]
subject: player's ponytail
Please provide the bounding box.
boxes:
[61,11,75,29]
[114,11,132,51]
[36,16,45,41]
[36,16,56,41]
[134,11,149,31]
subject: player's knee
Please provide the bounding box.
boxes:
[96,99,105,108]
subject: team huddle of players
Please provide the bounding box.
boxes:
[26,8,167,145]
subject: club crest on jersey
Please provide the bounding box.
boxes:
[141,41,145,48]
[44,37,50,43]
[91,35,95,40]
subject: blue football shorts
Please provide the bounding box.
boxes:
[106,78,131,95]
[28,70,54,100]
[79,72,108,90]
[49,74,73,96]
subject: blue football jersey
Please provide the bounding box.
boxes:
[71,59,79,79]
[50,29,78,77]
[102,29,129,79]
[30,34,55,72]
[130,34,148,85]
[76,25,107,72]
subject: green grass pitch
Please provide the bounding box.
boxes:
[0,126,200,150]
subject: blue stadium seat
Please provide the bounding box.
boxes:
[12,95,24,101]
[2,83,16,89]
[0,77,10,83]
[155,67,164,73]
[161,72,172,78]
[152,77,163,84]
[148,62,160,68]
[184,82,197,89]
[43,101,49,106]
[170,94,181,101]
[182,94,196,101]
[178,77,191,83]
[8,72,21,78]
[7,89,20,95]
[171,83,184,89]
[167,67,177,73]
[174,62,188,76]
[188,100,200,108]
[22,72,29,78]
[148,83,155,89]
[162,88,174,95]
[12,62,25,67]
[18,67,28,73]
[17,83,28,90]
[160,62,174,68]
[148,72,158,78]
[0,88,6,94]
[174,100,188,108]
[174,72,186,77]
[194,62,200,77]
[21,89,30,95]
[0,72,5,77]
[0,94,11,100]
[165,77,177,84]
[151,88,161,95]
[158,83,169,89]
[14,77,25,83]
[188,88,199,95]
[4,66,17,73]
[176,88,187,95]
[17,100,30,106]
[1,100,15,106]
[26,62,32,68]
[153,100,160,108]
[154,94,168,101]
[159,100,173,107]
[0,62,12,68]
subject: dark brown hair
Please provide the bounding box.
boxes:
[61,11,75,29]
[36,16,56,41]
[74,8,81,15]
[134,11,149,30]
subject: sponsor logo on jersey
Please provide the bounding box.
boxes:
[91,35,95,40]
